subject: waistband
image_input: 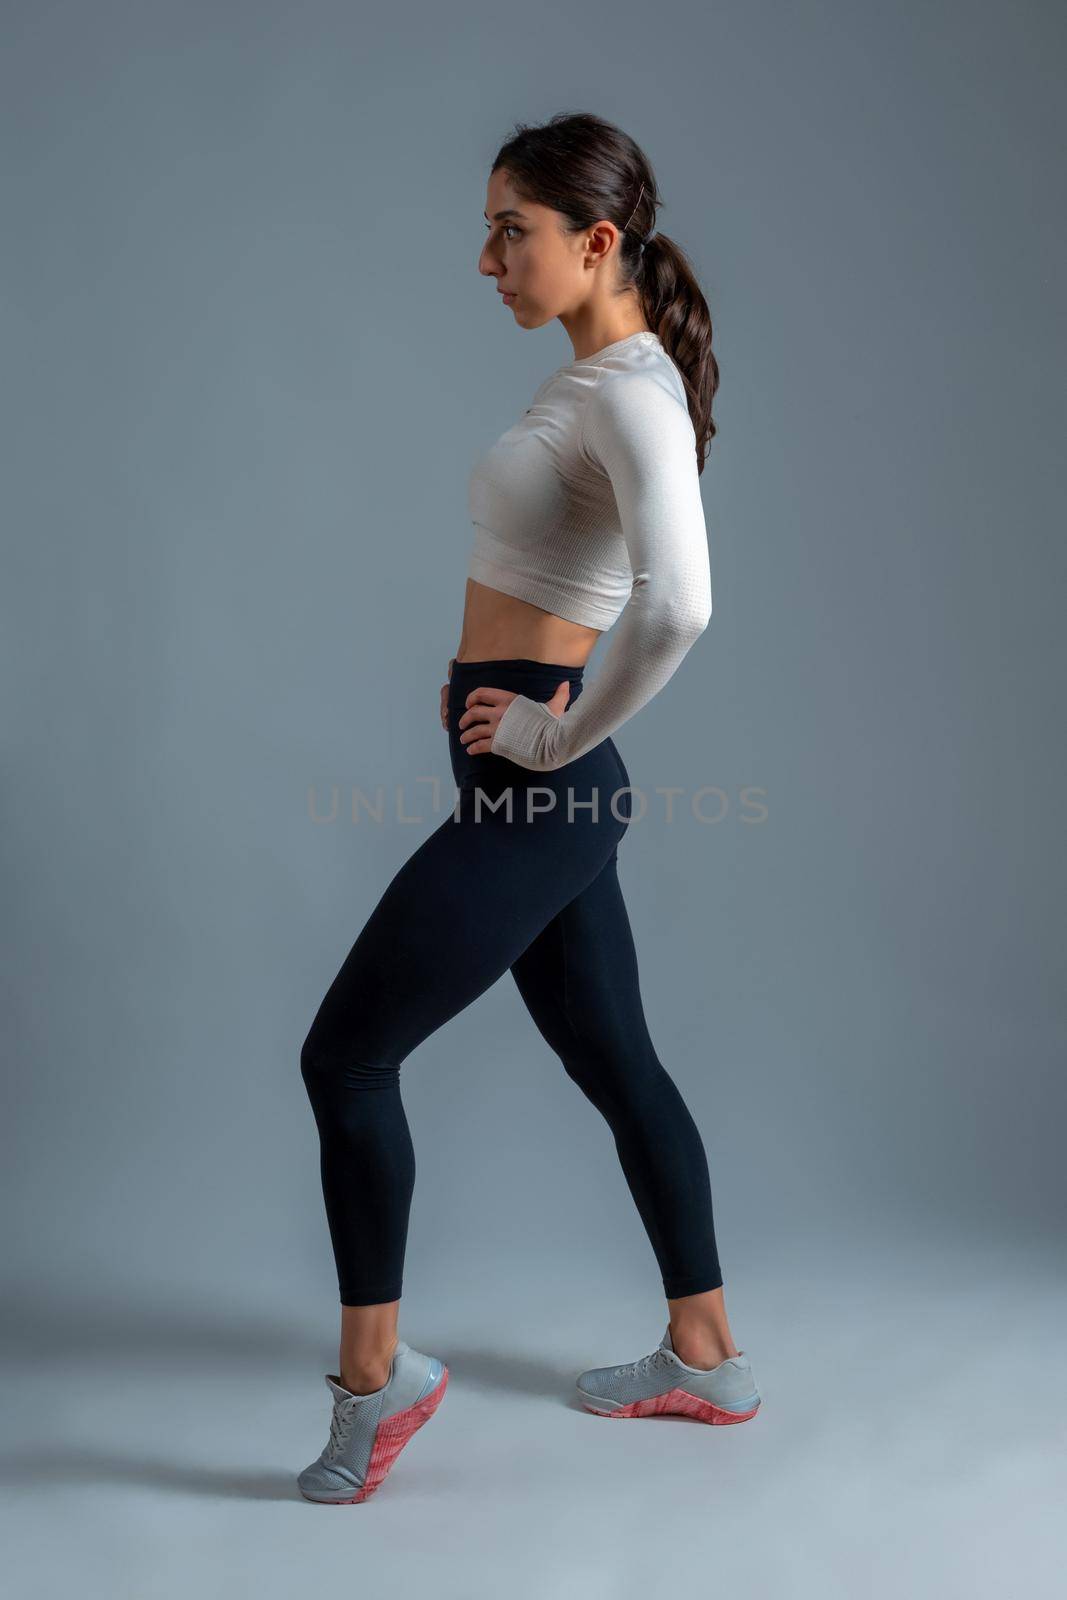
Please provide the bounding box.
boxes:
[449,656,585,689]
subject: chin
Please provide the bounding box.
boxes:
[517,308,553,330]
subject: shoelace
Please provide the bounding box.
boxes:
[325,1401,355,1460]
[618,1347,670,1379]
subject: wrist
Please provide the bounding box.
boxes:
[490,694,564,771]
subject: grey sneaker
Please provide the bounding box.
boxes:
[298,1338,449,1503]
[576,1325,761,1424]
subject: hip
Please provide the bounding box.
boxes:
[446,656,631,812]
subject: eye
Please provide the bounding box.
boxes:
[484,223,523,241]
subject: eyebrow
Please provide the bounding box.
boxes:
[484,208,529,221]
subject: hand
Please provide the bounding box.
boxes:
[440,657,456,731]
[458,678,571,755]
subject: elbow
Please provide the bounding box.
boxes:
[696,575,713,633]
[673,594,712,644]
[670,568,712,642]
[638,573,712,647]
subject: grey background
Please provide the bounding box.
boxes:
[3,0,1064,1595]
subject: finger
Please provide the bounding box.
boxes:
[459,716,495,745]
[464,686,511,707]
[457,705,499,731]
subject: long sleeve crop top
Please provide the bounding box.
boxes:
[466,330,712,772]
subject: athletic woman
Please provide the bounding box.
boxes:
[297,112,761,1505]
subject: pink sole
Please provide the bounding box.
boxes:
[318,1366,450,1504]
[581,1384,760,1424]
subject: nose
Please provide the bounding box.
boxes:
[478,241,501,278]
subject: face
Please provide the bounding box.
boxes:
[479,167,620,329]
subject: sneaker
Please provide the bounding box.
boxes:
[575,1325,761,1424]
[298,1339,449,1503]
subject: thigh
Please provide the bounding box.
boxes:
[306,765,626,1070]
[509,844,655,1070]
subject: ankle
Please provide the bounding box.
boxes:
[669,1327,739,1369]
[339,1337,398,1395]
[675,1344,740,1370]
[340,1367,389,1396]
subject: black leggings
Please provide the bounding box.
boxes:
[300,657,723,1306]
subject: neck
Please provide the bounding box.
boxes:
[561,303,650,363]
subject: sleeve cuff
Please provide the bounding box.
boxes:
[489,694,565,771]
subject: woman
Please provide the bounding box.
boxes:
[297,112,761,1506]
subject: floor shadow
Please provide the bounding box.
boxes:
[0,1447,303,1502]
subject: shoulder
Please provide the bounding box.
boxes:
[581,347,695,462]
[590,362,686,418]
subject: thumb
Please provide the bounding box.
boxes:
[553,678,571,709]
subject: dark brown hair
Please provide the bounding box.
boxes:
[490,111,719,473]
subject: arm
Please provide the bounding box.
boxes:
[488,368,712,771]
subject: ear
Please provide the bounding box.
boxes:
[585,220,621,266]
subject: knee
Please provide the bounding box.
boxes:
[300,1022,353,1091]
[300,1029,327,1088]
[558,1036,663,1113]
[557,1041,619,1108]
[300,1026,399,1092]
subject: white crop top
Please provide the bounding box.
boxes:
[466,329,712,772]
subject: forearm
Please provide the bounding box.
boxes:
[489,587,710,771]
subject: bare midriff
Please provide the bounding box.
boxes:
[453,578,602,669]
